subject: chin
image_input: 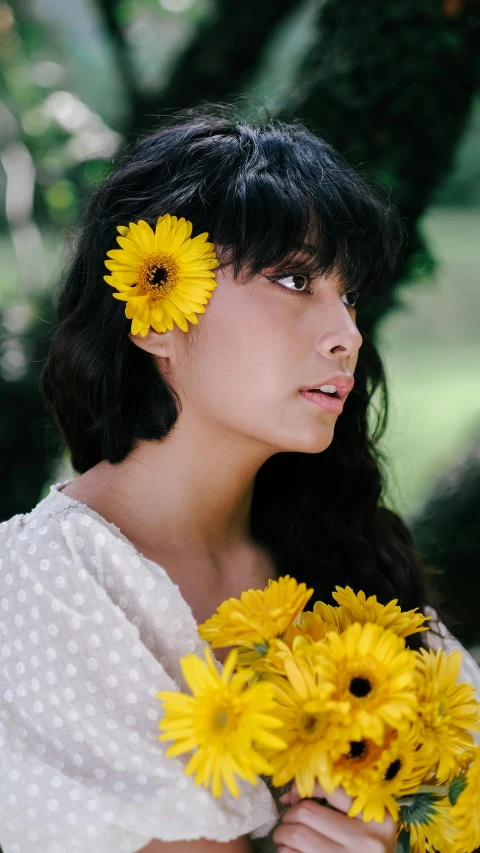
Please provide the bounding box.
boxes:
[275,424,336,455]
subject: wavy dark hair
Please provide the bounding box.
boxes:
[41,105,440,648]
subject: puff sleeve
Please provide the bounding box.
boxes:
[0,508,279,853]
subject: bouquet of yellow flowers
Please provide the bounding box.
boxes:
[155,576,480,853]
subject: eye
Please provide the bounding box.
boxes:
[265,273,311,294]
[342,291,360,309]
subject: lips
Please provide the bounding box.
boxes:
[300,373,355,401]
[299,388,344,414]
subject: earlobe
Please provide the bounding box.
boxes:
[128,329,176,365]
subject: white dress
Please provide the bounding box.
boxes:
[0,479,479,853]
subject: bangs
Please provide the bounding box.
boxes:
[208,123,405,301]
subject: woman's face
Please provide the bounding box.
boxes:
[151,252,363,455]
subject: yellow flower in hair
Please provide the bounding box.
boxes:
[104,213,219,336]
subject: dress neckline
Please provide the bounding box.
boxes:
[47,477,203,639]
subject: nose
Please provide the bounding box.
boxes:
[313,299,363,361]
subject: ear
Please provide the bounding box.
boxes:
[128,328,177,367]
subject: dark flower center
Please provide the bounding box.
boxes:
[300,713,319,735]
[384,758,402,781]
[297,709,328,739]
[348,740,368,760]
[215,709,230,728]
[349,676,373,698]
[151,266,168,287]
[138,254,178,297]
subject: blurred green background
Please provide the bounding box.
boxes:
[1,0,479,650]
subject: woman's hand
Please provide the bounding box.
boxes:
[272,782,397,853]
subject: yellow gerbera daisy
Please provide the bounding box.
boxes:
[103,213,219,336]
[265,655,351,797]
[347,731,431,823]
[156,646,286,797]
[414,648,480,784]
[400,795,457,853]
[330,735,386,796]
[450,746,480,853]
[198,575,313,651]
[235,636,297,674]
[313,586,430,639]
[313,622,419,743]
[235,618,326,675]
[283,609,328,645]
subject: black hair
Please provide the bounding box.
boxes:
[41,104,438,646]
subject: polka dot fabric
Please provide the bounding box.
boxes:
[0,481,279,853]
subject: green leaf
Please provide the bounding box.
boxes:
[399,792,443,827]
[253,642,269,656]
[448,774,467,806]
[396,828,411,853]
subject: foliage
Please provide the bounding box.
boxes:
[0,292,63,519]
[279,0,480,333]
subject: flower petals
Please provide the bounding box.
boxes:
[104,213,218,336]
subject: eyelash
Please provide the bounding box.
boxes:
[265,271,360,309]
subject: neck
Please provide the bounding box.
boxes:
[88,413,275,565]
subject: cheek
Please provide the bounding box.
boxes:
[177,284,298,410]
[191,281,297,398]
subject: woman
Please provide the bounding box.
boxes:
[0,107,478,853]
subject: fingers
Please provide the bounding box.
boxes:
[273,819,342,853]
[373,811,397,839]
[279,791,292,805]
[279,781,355,815]
[276,788,398,850]
[281,799,369,848]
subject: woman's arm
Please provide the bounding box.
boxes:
[137,835,255,853]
